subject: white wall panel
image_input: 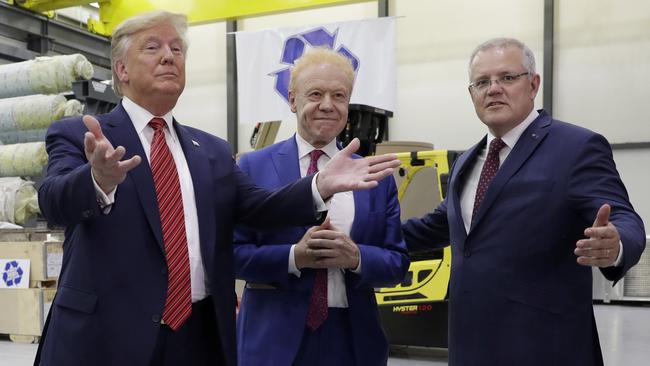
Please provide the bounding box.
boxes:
[554,0,650,143]
[390,0,544,150]
[175,22,228,140]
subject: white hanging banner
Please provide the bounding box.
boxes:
[235,17,396,124]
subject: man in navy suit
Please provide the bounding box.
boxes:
[402,38,646,366]
[234,48,409,366]
[35,11,398,366]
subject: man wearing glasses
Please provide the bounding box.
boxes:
[402,38,645,366]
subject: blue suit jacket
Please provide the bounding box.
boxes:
[36,104,321,366]
[403,110,646,366]
[234,137,409,366]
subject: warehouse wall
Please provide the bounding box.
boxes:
[175,0,649,227]
[175,22,228,139]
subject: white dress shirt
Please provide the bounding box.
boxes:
[289,134,356,308]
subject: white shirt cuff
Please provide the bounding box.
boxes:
[350,252,362,274]
[612,240,624,267]
[289,244,301,277]
[311,173,329,212]
[92,170,116,213]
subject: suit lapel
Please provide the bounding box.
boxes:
[450,137,485,239]
[272,137,302,186]
[470,112,551,229]
[100,104,164,252]
[273,138,309,231]
[350,188,369,242]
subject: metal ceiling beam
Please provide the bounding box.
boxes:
[89,0,373,36]
[0,1,111,80]
[15,0,95,12]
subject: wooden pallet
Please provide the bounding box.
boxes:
[0,229,63,342]
[0,287,56,342]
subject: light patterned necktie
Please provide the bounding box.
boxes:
[305,149,328,331]
[472,137,506,222]
[149,117,191,331]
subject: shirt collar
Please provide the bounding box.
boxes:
[122,96,174,134]
[295,133,339,160]
[486,109,539,149]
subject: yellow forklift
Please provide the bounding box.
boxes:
[375,149,459,348]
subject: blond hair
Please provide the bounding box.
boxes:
[111,10,188,97]
[289,48,355,93]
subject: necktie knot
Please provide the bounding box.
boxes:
[488,138,506,157]
[307,149,325,175]
[149,117,166,132]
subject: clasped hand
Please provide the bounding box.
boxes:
[295,218,360,270]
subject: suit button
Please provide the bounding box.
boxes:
[81,210,92,218]
[464,250,471,257]
[161,268,167,275]
[152,314,161,323]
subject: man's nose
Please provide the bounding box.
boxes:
[319,94,333,111]
[160,46,175,64]
[486,79,504,95]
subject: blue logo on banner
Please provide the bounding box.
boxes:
[270,27,360,104]
[2,260,24,287]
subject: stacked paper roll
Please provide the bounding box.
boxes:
[0,142,48,178]
[0,54,93,98]
[0,95,82,133]
[0,177,39,225]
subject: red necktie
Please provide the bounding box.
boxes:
[472,138,506,222]
[305,149,328,331]
[149,117,191,331]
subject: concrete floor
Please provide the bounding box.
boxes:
[1,303,648,365]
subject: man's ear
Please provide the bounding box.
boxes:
[289,91,297,113]
[529,73,541,99]
[115,60,129,83]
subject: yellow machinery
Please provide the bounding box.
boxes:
[13,0,367,36]
[375,150,458,348]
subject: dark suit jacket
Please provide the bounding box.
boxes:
[403,110,646,366]
[36,104,321,366]
[234,137,409,366]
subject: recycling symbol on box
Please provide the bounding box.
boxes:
[2,260,24,287]
[270,26,360,104]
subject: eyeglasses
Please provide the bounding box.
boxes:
[468,72,530,92]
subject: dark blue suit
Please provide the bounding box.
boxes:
[234,137,409,366]
[36,104,321,366]
[403,110,645,366]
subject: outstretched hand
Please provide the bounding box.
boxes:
[575,203,621,267]
[83,115,141,194]
[315,138,399,199]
